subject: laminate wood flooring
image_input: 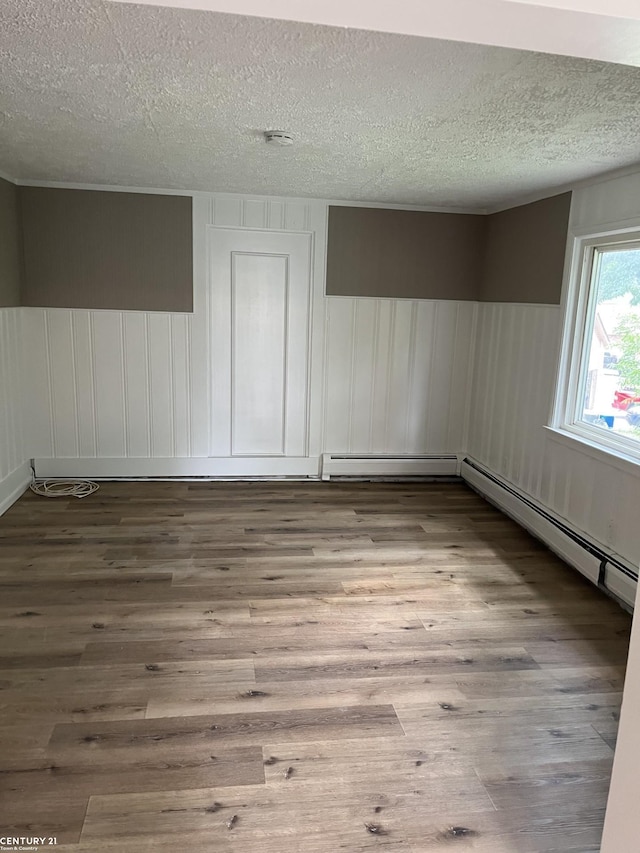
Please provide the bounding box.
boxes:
[0,481,631,852]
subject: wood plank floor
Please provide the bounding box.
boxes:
[0,481,631,852]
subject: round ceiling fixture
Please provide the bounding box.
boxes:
[264,130,294,146]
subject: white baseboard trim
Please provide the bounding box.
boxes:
[461,457,636,610]
[33,456,321,479]
[0,461,32,516]
[320,454,460,480]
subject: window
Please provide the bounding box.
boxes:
[556,229,640,462]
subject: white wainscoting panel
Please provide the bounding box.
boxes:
[467,301,640,576]
[26,307,196,461]
[467,303,562,501]
[0,308,29,513]
[323,298,476,455]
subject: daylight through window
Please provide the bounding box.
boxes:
[572,241,640,454]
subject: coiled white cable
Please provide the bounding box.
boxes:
[30,479,99,499]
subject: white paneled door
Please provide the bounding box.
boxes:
[209,227,315,474]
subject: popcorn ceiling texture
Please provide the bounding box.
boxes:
[2,0,640,208]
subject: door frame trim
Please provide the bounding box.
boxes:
[196,202,327,473]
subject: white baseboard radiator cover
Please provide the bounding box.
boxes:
[461,457,637,611]
[321,454,459,480]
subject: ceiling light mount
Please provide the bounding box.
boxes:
[264,130,294,146]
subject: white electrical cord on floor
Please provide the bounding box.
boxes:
[30,479,99,499]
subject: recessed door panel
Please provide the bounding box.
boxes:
[209,228,312,464]
[231,252,288,455]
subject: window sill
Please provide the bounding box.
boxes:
[544,425,640,476]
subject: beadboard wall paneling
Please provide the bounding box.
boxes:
[324,298,476,455]
[0,308,29,512]
[467,303,561,499]
[24,307,195,461]
[27,296,477,468]
[467,302,640,571]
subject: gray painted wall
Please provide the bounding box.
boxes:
[0,178,22,308]
[11,186,570,310]
[19,187,193,312]
[481,192,571,304]
[327,206,485,300]
[327,192,571,304]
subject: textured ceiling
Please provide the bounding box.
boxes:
[2,0,640,208]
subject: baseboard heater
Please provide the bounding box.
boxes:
[321,454,459,480]
[461,457,637,610]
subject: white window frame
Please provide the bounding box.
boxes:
[552,222,640,465]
